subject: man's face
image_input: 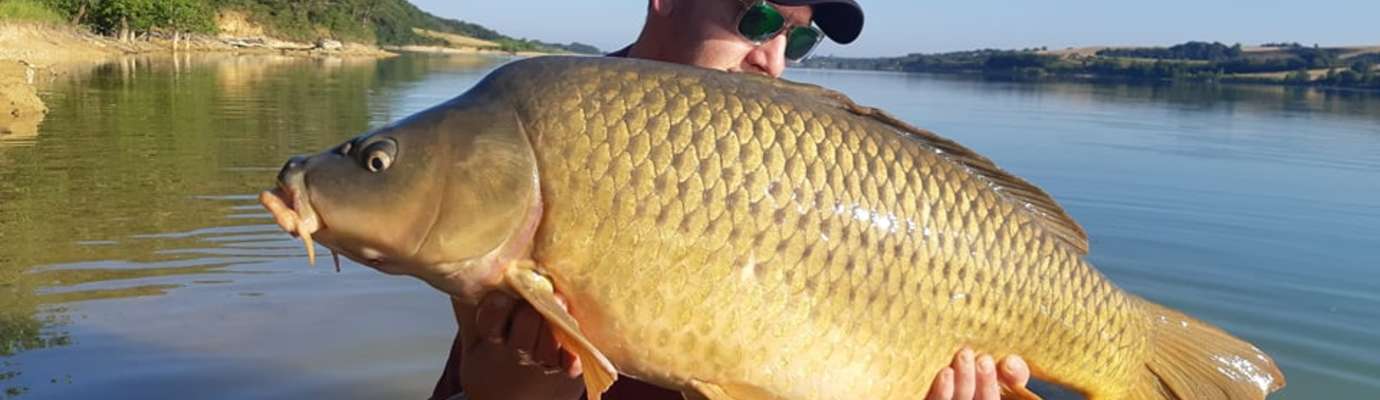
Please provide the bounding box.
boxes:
[666,0,813,78]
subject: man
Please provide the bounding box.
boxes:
[432,1,1033,399]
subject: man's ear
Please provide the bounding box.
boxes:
[650,0,674,17]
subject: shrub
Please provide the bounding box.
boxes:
[0,0,66,24]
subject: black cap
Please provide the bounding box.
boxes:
[773,0,864,44]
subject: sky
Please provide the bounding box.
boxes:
[410,1,1380,58]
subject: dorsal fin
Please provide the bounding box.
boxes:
[786,82,1090,254]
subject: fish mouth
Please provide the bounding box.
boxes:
[260,158,341,271]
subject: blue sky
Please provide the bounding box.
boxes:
[410,1,1380,57]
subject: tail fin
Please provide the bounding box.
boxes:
[1128,299,1285,400]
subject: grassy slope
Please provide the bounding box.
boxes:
[0,0,598,54]
[215,0,595,53]
[0,0,64,24]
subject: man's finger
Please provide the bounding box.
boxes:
[998,355,1031,388]
[532,319,563,373]
[975,354,1000,400]
[507,303,543,355]
[953,348,976,400]
[925,367,954,400]
[474,292,517,344]
[561,348,583,378]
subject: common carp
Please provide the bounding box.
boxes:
[259,56,1284,400]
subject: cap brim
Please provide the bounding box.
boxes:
[772,0,863,44]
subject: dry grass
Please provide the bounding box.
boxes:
[0,23,123,65]
[215,10,266,38]
[1338,46,1380,58]
[1232,68,1333,80]
[412,28,500,49]
[1039,46,1115,58]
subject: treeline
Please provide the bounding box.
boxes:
[801,41,1380,90]
[534,41,600,55]
[42,0,214,42]
[1310,61,1378,86]
[8,0,599,53]
[1096,41,1244,61]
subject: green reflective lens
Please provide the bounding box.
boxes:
[784,26,823,61]
[737,2,784,42]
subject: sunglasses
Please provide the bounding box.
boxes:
[735,1,825,62]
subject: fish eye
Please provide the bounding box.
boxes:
[361,139,397,172]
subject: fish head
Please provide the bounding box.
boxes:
[263,95,540,301]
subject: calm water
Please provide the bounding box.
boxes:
[1,53,1377,399]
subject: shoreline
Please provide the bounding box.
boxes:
[381,44,547,58]
[0,22,510,137]
[0,22,398,135]
[795,65,1380,94]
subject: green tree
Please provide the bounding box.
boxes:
[91,0,160,40]
[1337,70,1361,85]
[156,0,213,49]
[1351,60,1375,74]
[1284,68,1312,84]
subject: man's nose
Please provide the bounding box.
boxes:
[746,35,789,78]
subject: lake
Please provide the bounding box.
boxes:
[1,53,1376,399]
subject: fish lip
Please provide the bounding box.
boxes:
[275,168,322,235]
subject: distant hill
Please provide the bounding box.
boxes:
[802,41,1380,89]
[20,0,600,54]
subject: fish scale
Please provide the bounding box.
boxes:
[495,59,1144,399]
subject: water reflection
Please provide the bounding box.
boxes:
[0,53,510,397]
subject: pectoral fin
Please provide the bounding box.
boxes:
[687,379,782,400]
[503,261,618,400]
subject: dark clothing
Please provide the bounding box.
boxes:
[428,331,681,400]
[607,45,631,58]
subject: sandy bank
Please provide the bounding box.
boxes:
[0,60,44,139]
[0,22,394,66]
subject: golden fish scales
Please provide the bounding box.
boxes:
[481,58,1282,400]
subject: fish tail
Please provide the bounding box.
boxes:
[1126,298,1285,400]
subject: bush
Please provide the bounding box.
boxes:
[1284,69,1312,83]
[0,0,66,23]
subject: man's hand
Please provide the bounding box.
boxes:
[925,348,1031,400]
[458,292,585,400]
[473,291,583,377]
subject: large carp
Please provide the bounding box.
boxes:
[259,56,1283,400]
